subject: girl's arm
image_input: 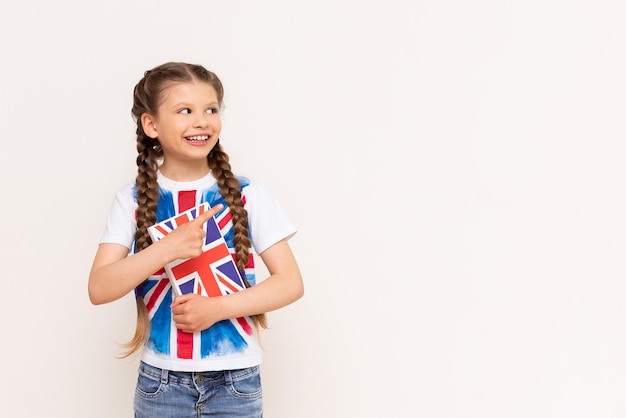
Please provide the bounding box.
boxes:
[88,205,223,305]
[171,239,304,332]
[88,241,173,305]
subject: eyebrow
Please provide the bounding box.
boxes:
[172,101,219,107]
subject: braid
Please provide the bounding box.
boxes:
[135,135,160,252]
[209,143,267,329]
[119,125,161,358]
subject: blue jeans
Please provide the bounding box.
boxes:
[134,361,263,417]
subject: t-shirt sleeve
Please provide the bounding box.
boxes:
[243,181,297,255]
[100,184,137,250]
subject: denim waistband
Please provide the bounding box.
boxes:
[138,361,259,387]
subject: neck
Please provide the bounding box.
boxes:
[159,161,210,182]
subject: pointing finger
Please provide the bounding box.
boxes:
[194,204,224,225]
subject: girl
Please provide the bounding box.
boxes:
[89,62,304,417]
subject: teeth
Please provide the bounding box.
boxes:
[187,135,209,141]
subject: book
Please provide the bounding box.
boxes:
[147,202,246,298]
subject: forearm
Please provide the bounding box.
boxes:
[217,239,304,319]
[213,272,304,320]
[88,242,172,305]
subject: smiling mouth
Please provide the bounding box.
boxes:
[185,135,209,142]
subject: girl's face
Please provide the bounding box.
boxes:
[142,80,222,175]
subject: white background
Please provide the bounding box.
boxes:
[1,1,626,417]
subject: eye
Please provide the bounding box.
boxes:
[207,107,219,114]
[178,108,191,114]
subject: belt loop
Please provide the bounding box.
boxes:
[224,369,233,385]
[160,367,168,384]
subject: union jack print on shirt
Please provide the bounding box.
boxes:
[136,186,255,361]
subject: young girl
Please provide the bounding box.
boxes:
[88,62,304,417]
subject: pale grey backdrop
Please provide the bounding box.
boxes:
[2,1,626,417]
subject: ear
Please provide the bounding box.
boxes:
[141,113,159,139]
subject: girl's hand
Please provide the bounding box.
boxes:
[171,294,220,333]
[161,204,223,261]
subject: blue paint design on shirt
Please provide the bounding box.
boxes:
[201,320,248,357]
[134,176,253,358]
[149,287,173,355]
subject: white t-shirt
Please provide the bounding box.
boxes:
[100,171,296,372]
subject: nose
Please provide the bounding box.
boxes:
[194,113,209,128]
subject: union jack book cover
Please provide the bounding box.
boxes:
[147,202,247,298]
